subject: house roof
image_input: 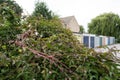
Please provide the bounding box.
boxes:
[60,16,75,25]
[60,16,80,32]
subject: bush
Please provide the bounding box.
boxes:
[0,1,120,80]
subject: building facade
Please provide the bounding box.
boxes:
[60,16,80,32]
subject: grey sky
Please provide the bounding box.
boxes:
[15,0,120,32]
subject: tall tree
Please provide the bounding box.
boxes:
[79,25,85,33]
[33,2,53,19]
[88,12,120,42]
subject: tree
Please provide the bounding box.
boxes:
[0,0,23,20]
[88,12,120,42]
[0,0,22,44]
[0,1,120,80]
[33,2,54,19]
[79,25,85,33]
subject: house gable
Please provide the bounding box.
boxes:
[60,16,80,32]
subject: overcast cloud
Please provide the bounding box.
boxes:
[15,0,120,32]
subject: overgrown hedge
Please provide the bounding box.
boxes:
[0,1,120,80]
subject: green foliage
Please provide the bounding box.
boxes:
[0,1,120,80]
[88,12,120,42]
[33,2,54,20]
[24,15,82,54]
[0,0,22,44]
[0,0,22,18]
[79,25,85,33]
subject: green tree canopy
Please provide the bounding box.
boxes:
[0,0,22,44]
[79,25,85,33]
[0,0,22,19]
[33,2,54,19]
[88,12,120,42]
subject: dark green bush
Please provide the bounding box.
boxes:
[0,1,120,80]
